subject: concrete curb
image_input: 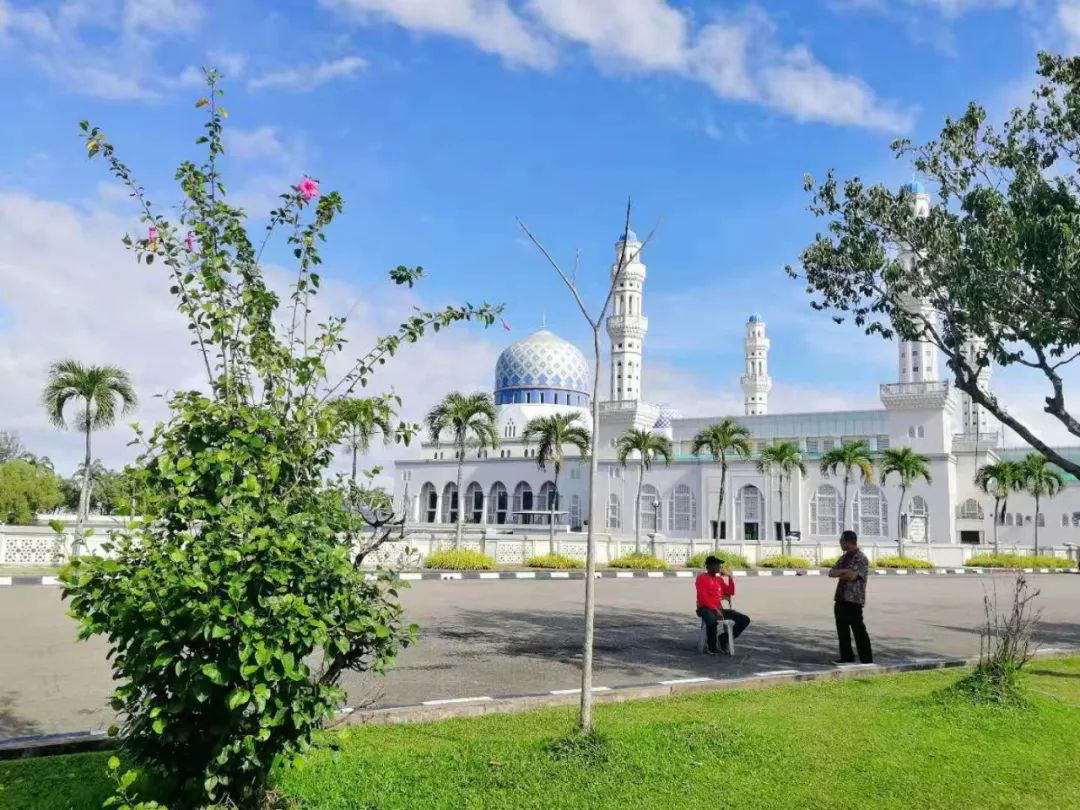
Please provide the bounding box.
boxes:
[3,646,1077,759]
[2,567,1076,586]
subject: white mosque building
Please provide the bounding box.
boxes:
[393,193,1080,565]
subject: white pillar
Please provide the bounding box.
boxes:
[606,230,649,401]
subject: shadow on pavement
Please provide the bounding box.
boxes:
[0,692,42,740]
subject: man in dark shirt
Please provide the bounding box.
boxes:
[828,530,873,664]
[695,555,751,654]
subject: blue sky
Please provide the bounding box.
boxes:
[0,0,1077,473]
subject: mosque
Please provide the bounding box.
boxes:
[393,186,1080,557]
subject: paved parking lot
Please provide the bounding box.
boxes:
[2,573,1078,738]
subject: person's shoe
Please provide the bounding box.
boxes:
[705,649,720,656]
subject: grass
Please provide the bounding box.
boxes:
[965,552,1075,570]
[873,555,934,569]
[525,554,584,570]
[757,554,811,569]
[606,553,667,570]
[684,551,751,570]
[6,657,1080,810]
[423,549,496,570]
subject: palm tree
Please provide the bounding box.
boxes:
[522,413,591,553]
[43,361,137,540]
[819,440,874,533]
[879,448,931,557]
[425,392,499,547]
[758,441,807,555]
[1019,454,1064,555]
[330,397,395,483]
[691,418,751,546]
[75,460,109,513]
[975,460,1023,553]
[615,429,673,553]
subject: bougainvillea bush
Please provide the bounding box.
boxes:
[61,71,499,809]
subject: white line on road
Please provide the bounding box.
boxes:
[781,570,797,576]
[895,570,908,575]
[660,677,713,685]
[0,577,10,586]
[440,573,462,580]
[646,571,665,578]
[615,572,633,578]
[756,669,800,676]
[806,570,821,576]
[734,570,748,577]
[421,696,493,705]
[514,572,536,579]
[550,572,570,579]
[478,572,500,579]
[400,573,422,581]
[41,576,60,585]
[675,571,693,578]
[550,687,612,695]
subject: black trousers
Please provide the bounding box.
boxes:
[697,607,751,652]
[834,601,873,663]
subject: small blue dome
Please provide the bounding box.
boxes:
[617,229,639,243]
[748,313,763,323]
[903,180,925,194]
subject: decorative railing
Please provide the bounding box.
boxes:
[880,381,950,397]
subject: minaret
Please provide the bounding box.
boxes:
[606,230,649,401]
[896,182,939,384]
[958,336,993,436]
[741,314,771,415]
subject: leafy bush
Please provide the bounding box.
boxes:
[425,549,496,570]
[526,553,584,569]
[819,556,840,568]
[873,555,934,569]
[685,551,750,570]
[758,554,811,569]
[62,72,498,810]
[0,459,61,525]
[608,553,668,570]
[966,553,1074,569]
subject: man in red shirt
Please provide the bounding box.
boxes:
[695,555,751,654]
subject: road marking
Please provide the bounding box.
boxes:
[514,572,536,579]
[478,572,500,579]
[615,572,633,578]
[0,577,10,586]
[756,669,800,676]
[1023,568,1034,573]
[439,573,462,580]
[895,570,908,575]
[550,687,612,695]
[421,696,493,705]
[400,573,422,581]
[41,576,60,585]
[733,570,748,576]
[782,570,797,576]
[952,568,967,574]
[675,571,693,577]
[646,571,664,578]
[550,571,570,579]
[660,677,713,685]
[806,570,821,576]
[1040,568,1051,573]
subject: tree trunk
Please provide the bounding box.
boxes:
[842,472,851,532]
[635,462,644,554]
[350,441,358,483]
[1033,494,1040,556]
[897,486,907,558]
[993,496,1000,553]
[74,407,92,557]
[580,327,602,732]
[454,447,465,549]
[716,455,727,549]
[779,474,786,555]
[550,469,559,555]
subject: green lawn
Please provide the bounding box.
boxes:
[3,659,1080,809]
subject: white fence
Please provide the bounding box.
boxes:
[2,518,1077,569]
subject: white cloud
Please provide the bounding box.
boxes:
[225,126,287,160]
[687,22,757,101]
[526,0,688,71]
[1059,0,1080,52]
[124,0,203,36]
[320,0,556,68]
[248,55,369,91]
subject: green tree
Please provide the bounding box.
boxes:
[1019,453,1064,555]
[0,459,62,524]
[691,418,751,545]
[758,441,808,555]
[791,53,1080,480]
[330,396,398,482]
[615,428,672,553]
[425,392,499,548]
[523,412,591,553]
[819,440,874,533]
[879,447,931,557]
[975,460,1024,553]
[43,360,136,539]
[0,431,23,463]
[63,71,501,809]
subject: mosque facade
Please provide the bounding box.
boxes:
[393,199,1080,556]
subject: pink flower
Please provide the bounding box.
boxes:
[147,226,158,243]
[296,176,320,203]
[185,231,195,252]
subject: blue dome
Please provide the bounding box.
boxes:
[616,229,639,243]
[902,180,925,194]
[494,330,591,406]
[748,313,763,323]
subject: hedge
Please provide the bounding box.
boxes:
[607,553,668,570]
[758,554,811,569]
[424,549,496,570]
[965,552,1074,569]
[685,551,751,570]
[525,553,585,569]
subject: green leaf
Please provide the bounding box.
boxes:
[201,662,225,685]
[227,688,250,710]
[152,718,165,734]
[108,756,121,771]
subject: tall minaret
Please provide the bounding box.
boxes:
[741,314,771,415]
[958,336,993,436]
[896,181,939,384]
[606,230,649,401]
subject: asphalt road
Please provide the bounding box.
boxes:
[2,573,1078,739]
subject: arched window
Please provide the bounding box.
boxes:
[465,482,484,524]
[1037,513,1045,527]
[569,495,582,530]
[668,485,697,532]
[606,493,621,529]
[638,484,660,532]
[906,495,928,542]
[810,484,840,536]
[538,481,557,525]
[853,484,888,537]
[959,498,983,520]
[1016,512,1024,525]
[917,426,925,438]
[488,482,508,525]
[1006,512,1014,526]
[736,484,763,541]
[420,482,438,523]
[441,482,458,524]
[503,419,516,439]
[1063,513,1070,528]
[513,481,533,525]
